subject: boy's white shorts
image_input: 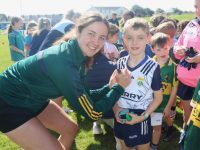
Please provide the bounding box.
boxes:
[151,112,163,126]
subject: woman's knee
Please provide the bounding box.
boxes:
[61,119,79,137]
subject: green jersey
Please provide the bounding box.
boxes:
[0,39,124,121]
[154,57,178,112]
[184,79,200,150]
[8,30,24,61]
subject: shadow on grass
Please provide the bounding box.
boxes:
[159,126,180,150]
[159,107,183,150]
[86,124,116,150]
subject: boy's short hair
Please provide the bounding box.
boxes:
[26,21,38,30]
[160,18,178,29]
[150,32,170,49]
[123,10,135,18]
[155,21,176,38]
[177,20,190,34]
[123,17,149,35]
[109,23,119,36]
[150,14,166,27]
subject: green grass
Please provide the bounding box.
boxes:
[0,22,185,149]
[144,13,195,22]
[0,30,12,72]
[169,13,195,21]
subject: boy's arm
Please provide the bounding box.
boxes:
[164,64,178,117]
[164,86,178,117]
[143,64,163,117]
[145,89,163,116]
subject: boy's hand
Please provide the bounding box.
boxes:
[163,106,171,118]
[108,70,117,88]
[175,46,186,56]
[186,53,200,63]
[125,113,144,125]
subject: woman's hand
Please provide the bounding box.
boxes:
[116,68,131,88]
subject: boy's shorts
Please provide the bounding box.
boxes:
[151,112,163,126]
[114,109,152,147]
[177,81,195,100]
[0,97,49,133]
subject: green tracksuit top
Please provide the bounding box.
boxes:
[0,39,124,120]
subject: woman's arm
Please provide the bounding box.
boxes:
[49,60,131,121]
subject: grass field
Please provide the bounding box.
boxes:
[0,13,189,149]
[169,13,195,21]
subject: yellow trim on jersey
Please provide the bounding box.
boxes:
[78,97,99,120]
[78,95,103,120]
[173,64,178,87]
[80,96,101,119]
[162,82,172,95]
[83,95,93,109]
[82,95,102,116]
[191,102,200,128]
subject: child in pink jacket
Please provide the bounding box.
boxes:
[174,16,200,135]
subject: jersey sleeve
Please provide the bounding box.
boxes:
[47,60,124,121]
[172,64,178,87]
[89,85,110,102]
[151,65,162,91]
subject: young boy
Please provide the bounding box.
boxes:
[150,33,178,150]
[155,21,179,141]
[113,18,163,150]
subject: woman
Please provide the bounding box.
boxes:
[0,12,131,150]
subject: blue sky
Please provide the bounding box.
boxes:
[0,0,194,16]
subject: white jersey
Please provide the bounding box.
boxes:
[117,55,161,110]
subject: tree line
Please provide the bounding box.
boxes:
[0,4,193,22]
[131,5,192,17]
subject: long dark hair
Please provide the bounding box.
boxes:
[8,16,23,33]
[76,11,109,34]
[55,12,110,71]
